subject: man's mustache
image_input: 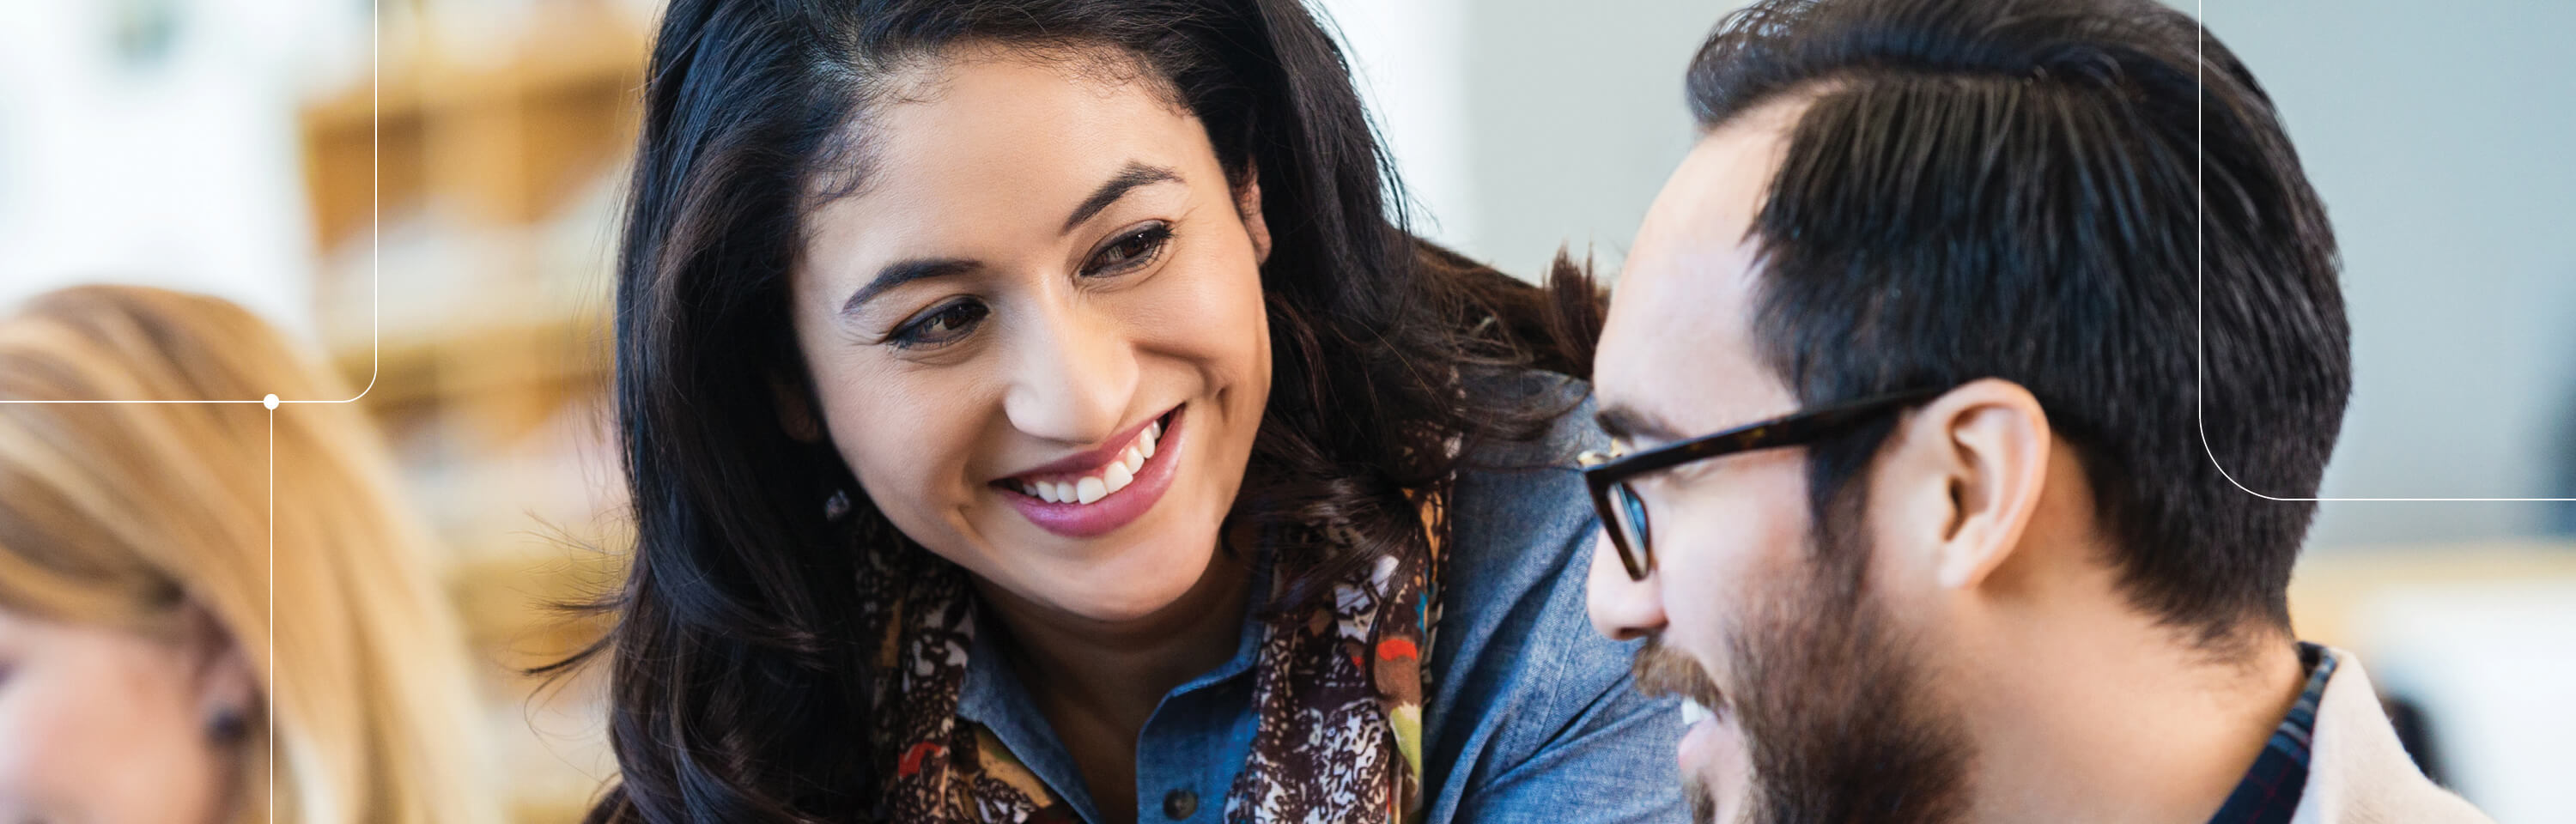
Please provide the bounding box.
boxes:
[1633,635,1729,721]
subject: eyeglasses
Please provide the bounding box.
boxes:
[1576,388,1947,581]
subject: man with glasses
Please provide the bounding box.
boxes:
[1577,0,2494,822]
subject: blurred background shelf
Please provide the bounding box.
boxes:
[294,2,652,820]
[2285,541,2576,822]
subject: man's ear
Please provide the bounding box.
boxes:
[772,373,823,443]
[1887,378,2051,591]
[1233,171,1271,265]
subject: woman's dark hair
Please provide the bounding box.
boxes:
[1680,0,2348,647]
[561,1,1594,821]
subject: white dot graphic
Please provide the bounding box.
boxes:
[262,394,279,410]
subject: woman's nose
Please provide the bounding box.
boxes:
[1587,528,1668,641]
[1001,303,1139,445]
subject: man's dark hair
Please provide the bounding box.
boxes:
[1687,0,2349,645]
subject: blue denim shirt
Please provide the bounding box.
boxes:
[957,375,1686,823]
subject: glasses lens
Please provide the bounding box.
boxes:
[1612,482,1650,578]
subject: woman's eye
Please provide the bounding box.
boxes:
[887,300,989,348]
[1083,223,1173,276]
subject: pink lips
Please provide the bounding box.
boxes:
[999,407,1184,538]
[1679,712,1720,773]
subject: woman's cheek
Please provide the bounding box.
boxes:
[1144,245,1270,401]
[0,625,221,824]
[825,365,990,546]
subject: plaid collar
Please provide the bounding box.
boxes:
[2206,642,2339,824]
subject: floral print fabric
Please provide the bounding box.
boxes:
[859,539,1440,824]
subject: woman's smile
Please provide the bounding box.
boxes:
[995,404,1186,538]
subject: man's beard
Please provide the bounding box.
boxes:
[1633,504,1973,824]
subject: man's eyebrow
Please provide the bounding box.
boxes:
[1062,161,1182,234]
[841,258,981,315]
[1595,404,1686,444]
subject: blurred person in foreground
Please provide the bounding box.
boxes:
[1577,0,2495,821]
[0,285,499,824]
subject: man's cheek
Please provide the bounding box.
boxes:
[1654,539,1733,655]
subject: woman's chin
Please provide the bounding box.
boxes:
[967,473,1237,625]
[1053,588,1194,626]
[1021,529,1224,625]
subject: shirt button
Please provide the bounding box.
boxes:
[1162,789,1199,820]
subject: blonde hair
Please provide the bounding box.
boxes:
[0,285,499,824]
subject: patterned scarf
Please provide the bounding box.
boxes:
[857,537,1441,824]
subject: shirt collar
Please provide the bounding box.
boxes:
[953,550,1274,820]
[2205,641,2340,824]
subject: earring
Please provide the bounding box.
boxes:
[823,488,852,522]
[206,706,247,743]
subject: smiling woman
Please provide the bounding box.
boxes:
[568,2,1683,823]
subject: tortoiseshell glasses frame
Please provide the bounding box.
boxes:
[1577,388,1947,580]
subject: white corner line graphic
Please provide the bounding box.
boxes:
[0,8,386,822]
[2192,0,2573,503]
[0,2,381,409]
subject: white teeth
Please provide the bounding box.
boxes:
[1015,416,1169,506]
[1680,699,1712,726]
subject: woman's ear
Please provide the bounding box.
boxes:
[180,605,256,744]
[1233,171,1271,265]
[772,373,823,443]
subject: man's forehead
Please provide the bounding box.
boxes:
[1627,96,1809,294]
[1597,100,1809,437]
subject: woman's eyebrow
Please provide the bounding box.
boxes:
[841,161,1180,314]
[1062,161,1182,234]
[842,258,981,315]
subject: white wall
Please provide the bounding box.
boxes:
[1321,0,1728,279]
[2188,0,2576,548]
[0,0,361,338]
[1312,0,1478,250]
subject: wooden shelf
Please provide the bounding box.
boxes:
[300,9,647,255]
[331,311,611,432]
[294,6,648,820]
[2287,540,2576,650]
